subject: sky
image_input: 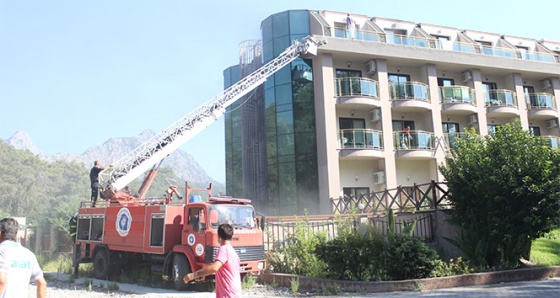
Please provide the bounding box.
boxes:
[1,0,558,184]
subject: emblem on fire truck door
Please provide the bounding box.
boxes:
[116,208,132,237]
[187,233,196,246]
[195,243,204,256]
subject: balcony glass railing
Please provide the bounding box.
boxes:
[480,46,517,58]
[525,93,557,110]
[541,136,560,150]
[452,42,477,53]
[522,52,555,63]
[335,77,379,98]
[390,82,430,102]
[443,132,467,149]
[393,130,435,150]
[340,129,384,149]
[440,86,476,104]
[386,34,431,48]
[334,28,383,42]
[484,90,518,107]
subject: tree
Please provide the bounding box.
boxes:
[439,122,560,267]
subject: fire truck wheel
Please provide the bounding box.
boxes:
[93,249,110,280]
[172,254,191,291]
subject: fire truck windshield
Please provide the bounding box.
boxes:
[208,205,256,229]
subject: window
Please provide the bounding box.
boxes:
[388,74,410,99]
[388,74,410,84]
[433,35,450,41]
[488,125,498,134]
[343,187,370,197]
[340,118,365,147]
[443,122,461,148]
[483,82,498,105]
[524,85,537,107]
[336,69,362,78]
[529,126,541,136]
[438,78,454,86]
[393,120,416,149]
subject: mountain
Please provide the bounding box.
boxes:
[5,130,224,193]
[6,130,43,156]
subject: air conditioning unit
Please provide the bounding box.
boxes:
[461,71,473,82]
[373,171,385,184]
[369,108,381,122]
[541,79,552,90]
[467,114,478,125]
[546,119,559,129]
[365,60,377,75]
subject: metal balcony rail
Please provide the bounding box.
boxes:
[484,90,518,107]
[439,86,476,105]
[522,52,556,63]
[394,130,435,150]
[385,33,434,48]
[540,136,560,150]
[443,132,467,149]
[339,129,384,149]
[390,82,431,102]
[525,93,557,110]
[334,77,379,98]
[334,27,383,42]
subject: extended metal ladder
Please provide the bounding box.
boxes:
[99,36,324,196]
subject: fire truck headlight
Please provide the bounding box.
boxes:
[257,261,265,270]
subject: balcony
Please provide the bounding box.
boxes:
[541,136,560,150]
[440,86,477,114]
[526,93,558,120]
[393,130,435,159]
[522,52,556,63]
[479,45,516,58]
[484,90,519,118]
[334,27,384,42]
[390,82,431,111]
[443,132,467,149]
[385,34,436,48]
[339,129,384,159]
[335,77,380,108]
[452,42,477,53]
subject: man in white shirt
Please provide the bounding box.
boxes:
[0,218,46,298]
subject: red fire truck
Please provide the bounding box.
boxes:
[72,36,324,290]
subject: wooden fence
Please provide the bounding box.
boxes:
[263,181,450,250]
[330,181,450,214]
[264,212,434,250]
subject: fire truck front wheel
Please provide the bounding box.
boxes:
[93,249,111,280]
[172,254,191,291]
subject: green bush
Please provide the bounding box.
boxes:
[385,234,439,280]
[315,225,386,281]
[430,257,478,277]
[266,217,328,277]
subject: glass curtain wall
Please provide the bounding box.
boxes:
[262,10,319,215]
[224,66,243,196]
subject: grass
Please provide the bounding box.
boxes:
[530,228,560,266]
[37,253,94,277]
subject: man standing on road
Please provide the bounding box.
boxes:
[0,218,47,298]
[183,223,242,298]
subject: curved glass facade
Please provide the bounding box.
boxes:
[225,10,318,216]
[261,10,319,215]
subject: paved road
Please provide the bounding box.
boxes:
[347,278,560,298]
[42,273,560,297]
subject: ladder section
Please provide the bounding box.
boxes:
[99,36,324,195]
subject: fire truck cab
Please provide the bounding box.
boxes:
[74,184,266,291]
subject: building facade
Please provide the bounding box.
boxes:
[225,9,560,216]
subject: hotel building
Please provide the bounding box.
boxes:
[224,10,560,216]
